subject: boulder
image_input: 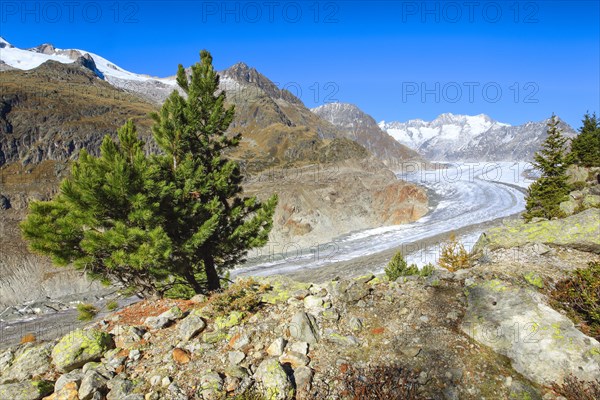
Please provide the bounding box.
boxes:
[78,371,108,400]
[475,208,600,254]
[254,358,295,400]
[559,199,578,216]
[348,316,363,332]
[0,343,52,383]
[289,312,319,344]
[177,310,207,341]
[228,350,246,365]
[582,194,600,208]
[144,306,183,329]
[106,377,134,400]
[461,279,600,385]
[303,295,324,309]
[51,329,114,372]
[289,341,308,355]
[267,337,287,357]
[54,370,84,392]
[0,349,13,372]
[566,165,589,185]
[293,366,314,400]
[329,279,372,303]
[109,325,145,349]
[0,380,54,400]
[198,372,223,400]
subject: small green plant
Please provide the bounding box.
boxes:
[419,263,435,277]
[385,251,418,281]
[438,233,473,272]
[77,303,99,321]
[106,301,119,311]
[549,261,600,340]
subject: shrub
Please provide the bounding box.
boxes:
[77,303,99,321]
[549,261,600,340]
[419,263,435,277]
[20,333,36,344]
[205,278,270,317]
[106,301,119,311]
[551,374,600,400]
[385,251,419,281]
[438,233,473,272]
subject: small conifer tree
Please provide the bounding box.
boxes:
[570,112,600,167]
[523,114,571,221]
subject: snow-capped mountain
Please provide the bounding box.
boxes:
[379,113,577,161]
[0,37,293,107]
[0,37,179,104]
[380,113,509,149]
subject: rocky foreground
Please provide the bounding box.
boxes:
[1,212,599,400]
[1,169,599,400]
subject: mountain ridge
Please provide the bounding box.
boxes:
[312,103,424,166]
[379,113,577,161]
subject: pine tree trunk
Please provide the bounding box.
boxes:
[183,268,204,294]
[203,255,221,291]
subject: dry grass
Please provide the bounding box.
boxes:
[333,364,423,400]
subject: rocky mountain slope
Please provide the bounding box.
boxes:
[311,103,424,167]
[1,210,598,399]
[379,113,578,161]
[0,40,428,307]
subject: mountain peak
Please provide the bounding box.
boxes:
[230,61,251,70]
[312,102,360,113]
[223,62,260,81]
[221,62,303,105]
[30,43,57,55]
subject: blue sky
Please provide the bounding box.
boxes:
[1,1,598,127]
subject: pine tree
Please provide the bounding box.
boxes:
[149,49,278,293]
[21,121,172,295]
[570,112,600,167]
[21,51,278,296]
[523,114,571,221]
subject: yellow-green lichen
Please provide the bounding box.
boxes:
[215,311,244,330]
[523,273,544,289]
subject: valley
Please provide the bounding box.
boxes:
[236,162,531,280]
[1,34,599,400]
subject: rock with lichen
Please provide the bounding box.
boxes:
[51,330,114,372]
